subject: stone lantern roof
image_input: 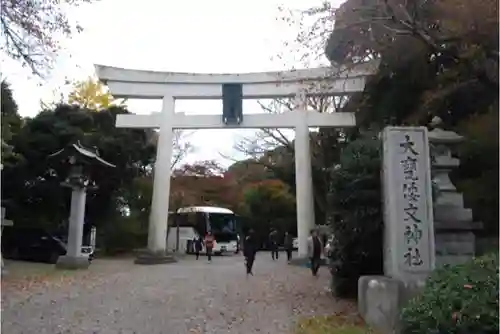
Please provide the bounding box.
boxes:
[48,141,116,168]
[48,141,115,189]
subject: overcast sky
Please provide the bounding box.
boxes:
[1,0,334,167]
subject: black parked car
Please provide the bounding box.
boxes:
[1,227,94,264]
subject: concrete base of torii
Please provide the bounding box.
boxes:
[134,249,177,265]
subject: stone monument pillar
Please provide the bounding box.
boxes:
[358,126,435,333]
[428,117,483,267]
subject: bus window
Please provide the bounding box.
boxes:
[210,214,236,234]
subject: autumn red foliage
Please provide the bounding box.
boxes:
[169,160,242,211]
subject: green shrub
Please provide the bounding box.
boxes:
[401,253,499,334]
[327,133,384,298]
[101,216,147,255]
[295,314,377,334]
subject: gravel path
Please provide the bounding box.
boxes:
[2,254,354,334]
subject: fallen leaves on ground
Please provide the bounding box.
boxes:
[2,270,95,292]
[295,313,377,334]
[2,259,133,293]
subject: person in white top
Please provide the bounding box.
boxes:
[306,228,324,277]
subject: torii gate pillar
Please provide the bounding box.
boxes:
[148,96,175,255]
[294,98,316,258]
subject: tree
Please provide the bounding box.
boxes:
[67,78,127,110]
[1,81,23,168]
[277,0,498,295]
[326,0,498,67]
[127,160,241,225]
[63,78,193,168]
[276,0,495,234]
[1,104,156,230]
[322,0,499,232]
[1,0,94,76]
[170,160,240,211]
[328,132,383,298]
[280,0,498,126]
[233,2,358,224]
[112,131,196,224]
[454,107,499,234]
[276,2,338,66]
[242,179,297,243]
[226,158,275,185]
[232,97,347,225]
[65,76,195,168]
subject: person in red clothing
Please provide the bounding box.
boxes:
[204,231,215,262]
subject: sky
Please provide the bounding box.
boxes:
[1,0,334,167]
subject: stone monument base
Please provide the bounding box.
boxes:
[56,255,91,270]
[134,250,177,265]
[358,276,424,333]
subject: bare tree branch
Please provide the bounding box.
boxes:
[1,0,93,77]
[171,130,195,170]
[147,129,195,170]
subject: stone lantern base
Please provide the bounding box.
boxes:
[56,255,91,270]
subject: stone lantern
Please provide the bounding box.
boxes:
[48,141,115,269]
[428,117,483,267]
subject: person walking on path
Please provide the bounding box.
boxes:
[204,231,215,262]
[307,228,324,277]
[284,231,294,263]
[269,229,279,260]
[243,229,258,276]
[194,236,204,260]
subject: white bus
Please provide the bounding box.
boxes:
[166,206,240,255]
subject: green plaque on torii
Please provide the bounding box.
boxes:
[222,83,243,125]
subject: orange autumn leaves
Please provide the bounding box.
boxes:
[169,161,296,215]
[170,161,242,211]
[129,159,296,222]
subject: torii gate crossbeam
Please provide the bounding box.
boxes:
[115,111,356,129]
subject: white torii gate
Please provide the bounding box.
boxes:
[95,62,377,259]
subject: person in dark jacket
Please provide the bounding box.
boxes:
[193,236,204,260]
[284,231,294,263]
[243,229,258,276]
[307,228,324,277]
[269,229,279,260]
